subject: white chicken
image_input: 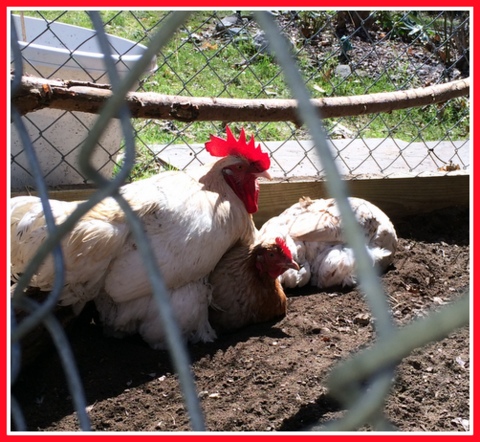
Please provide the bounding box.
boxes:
[257,196,397,289]
[11,126,271,349]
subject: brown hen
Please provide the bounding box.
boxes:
[209,237,299,332]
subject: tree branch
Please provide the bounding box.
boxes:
[12,74,470,123]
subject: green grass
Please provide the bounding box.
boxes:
[13,10,469,178]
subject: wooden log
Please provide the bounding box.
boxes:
[12,74,470,123]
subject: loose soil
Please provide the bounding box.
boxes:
[11,205,470,433]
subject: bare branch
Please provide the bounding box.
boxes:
[12,74,469,123]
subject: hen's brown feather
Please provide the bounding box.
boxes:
[209,241,288,332]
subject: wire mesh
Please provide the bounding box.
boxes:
[9,9,470,432]
[10,9,469,190]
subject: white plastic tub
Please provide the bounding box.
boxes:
[10,14,156,190]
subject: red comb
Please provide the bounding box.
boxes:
[275,237,293,260]
[205,126,270,171]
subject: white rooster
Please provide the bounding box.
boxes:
[11,126,271,349]
[257,196,397,289]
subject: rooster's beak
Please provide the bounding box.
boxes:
[256,170,272,180]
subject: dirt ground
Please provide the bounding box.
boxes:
[11,205,470,433]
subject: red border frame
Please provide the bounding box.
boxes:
[3,2,476,439]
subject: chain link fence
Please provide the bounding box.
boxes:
[9,9,470,432]
[10,9,470,191]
